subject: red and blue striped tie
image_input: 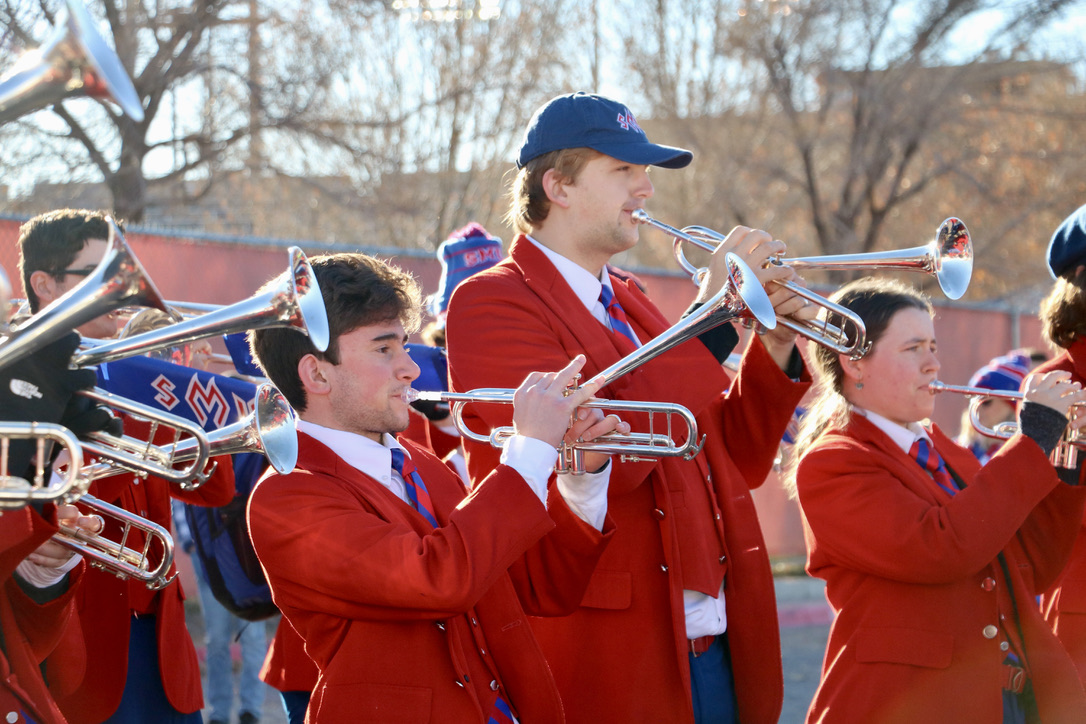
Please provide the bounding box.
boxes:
[909,438,958,496]
[487,694,517,724]
[390,448,439,527]
[599,285,639,348]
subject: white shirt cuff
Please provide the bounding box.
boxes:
[556,463,610,531]
[15,554,80,589]
[500,435,559,507]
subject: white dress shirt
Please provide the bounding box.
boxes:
[299,419,609,531]
[525,235,724,639]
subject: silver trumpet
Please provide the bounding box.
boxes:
[928,380,1084,468]
[770,218,973,302]
[78,383,297,487]
[75,388,211,490]
[0,217,167,370]
[633,210,872,359]
[54,494,175,590]
[0,422,86,507]
[408,389,704,475]
[0,0,143,123]
[73,246,330,367]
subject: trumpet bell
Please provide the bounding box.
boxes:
[0,217,167,369]
[931,218,972,301]
[0,0,143,123]
[782,218,973,301]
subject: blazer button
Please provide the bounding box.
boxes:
[5,713,17,723]
[1000,642,1010,652]
[490,680,499,691]
[719,555,727,564]
[435,621,446,631]
[983,625,998,639]
[454,680,465,688]
[652,508,665,520]
[660,564,669,572]
[981,577,996,592]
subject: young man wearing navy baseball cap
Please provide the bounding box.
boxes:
[1037,202,1086,693]
[444,91,815,724]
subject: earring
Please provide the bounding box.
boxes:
[855,380,864,390]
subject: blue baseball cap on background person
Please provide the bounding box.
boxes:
[1046,203,1086,279]
[516,92,693,170]
[429,222,504,321]
[968,352,1031,394]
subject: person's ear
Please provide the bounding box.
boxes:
[541,168,571,209]
[297,354,331,396]
[29,270,59,306]
[840,353,865,389]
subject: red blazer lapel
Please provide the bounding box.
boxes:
[295,433,441,530]
[508,237,636,366]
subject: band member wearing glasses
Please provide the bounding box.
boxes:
[246,252,623,723]
[17,208,236,724]
[1037,203,1086,691]
[445,92,813,724]
[787,277,1086,724]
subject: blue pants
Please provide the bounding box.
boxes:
[689,634,739,724]
[279,690,311,724]
[196,569,270,722]
[102,615,202,724]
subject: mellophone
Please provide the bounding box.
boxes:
[0,207,979,584]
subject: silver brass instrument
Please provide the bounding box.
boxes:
[410,389,705,475]
[79,384,296,486]
[771,218,973,301]
[54,494,175,590]
[0,218,167,369]
[928,380,1084,468]
[142,384,297,477]
[75,388,211,489]
[73,247,330,367]
[592,252,775,388]
[0,0,144,123]
[0,422,86,507]
[633,210,872,359]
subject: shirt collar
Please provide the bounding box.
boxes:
[297,418,406,479]
[525,234,615,314]
[855,407,929,455]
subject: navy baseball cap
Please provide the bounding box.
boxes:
[1046,203,1086,279]
[516,92,693,170]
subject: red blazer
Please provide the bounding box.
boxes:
[445,236,810,724]
[260,615,318,693]
[0,506,84,724]
[1037,339,1086,689]
[796,415,1086,723]
[48,419,235,724]
[247,433,612,723]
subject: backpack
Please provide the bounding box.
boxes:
[184,451,278,621]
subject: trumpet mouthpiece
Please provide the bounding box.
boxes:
[402,388,420,403]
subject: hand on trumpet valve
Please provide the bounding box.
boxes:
[693,226,787,305]
[1021,370,1086,428]
[512,355,614,450]
[27,504,103,569]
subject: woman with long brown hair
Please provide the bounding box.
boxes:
[787,277,1086,723]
